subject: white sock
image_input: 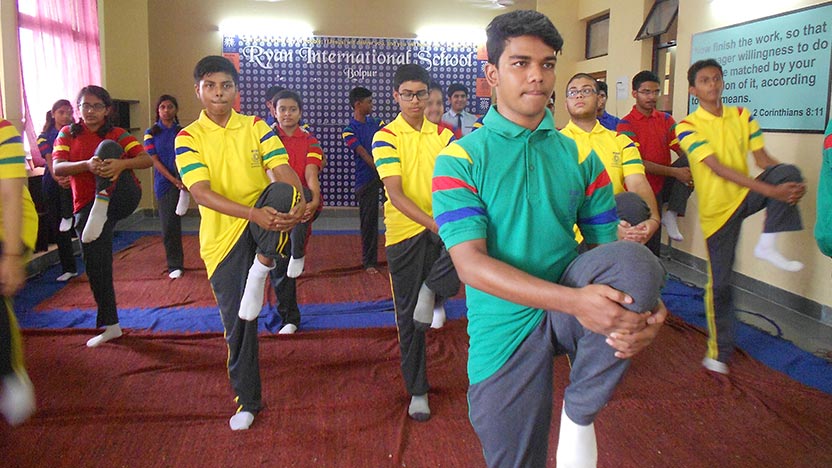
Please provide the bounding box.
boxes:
[238,258,274,321]
[662,210,683,241]
[408,394,430,421]
[168,269,183,279]
[556,405,598,468]
[754,233,804,272]
[278,323,297,334]
[56,271,78,282]
[1,373,36,426]
[175,190,190,216]
[286,256,305,278]
[431,302,446,329]
[229,411,255,430]
[86,323,122,348]
[82,194,109,243]
[59,217,73,232]
[413,283,435,331]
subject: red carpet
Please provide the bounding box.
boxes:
[3,317,831,467]
[36,234,402,311]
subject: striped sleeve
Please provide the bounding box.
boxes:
[306,134,324,168]
[676,118,715,164]
[175,129,209,188]
[114,129,143,157]
[740,107,765,151]
[664,113,682,153]
[255,119,289,171]
[0,120,27,180]
[617,133,646,178]
[143,128,157,156]
[37,133,53,157]
[342,125,360,151]
[576,148,618,244]
[372,126,401,179]
[432,143,488,249]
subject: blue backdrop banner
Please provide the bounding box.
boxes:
[223,34,488,207]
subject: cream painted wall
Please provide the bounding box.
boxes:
[672,0,832,308]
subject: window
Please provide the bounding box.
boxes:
[585,14,610,60]
[635,0,679,40]
[17,0,101,162]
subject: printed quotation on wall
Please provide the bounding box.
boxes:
[223,34,490,207]
[689,2,831,132]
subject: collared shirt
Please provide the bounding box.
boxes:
[143,120,182,198]
[342,115,383,189]
[0,120,38,250]
[432,107,617,384]
[372,113,455,246]
[175,110,289,277]
[617,107,681,194]
[561,120,645,195]
[53,123,144,212]
[441,109,478,138]
[598,111,621,131]
[676,105,765,237]
[274,125,323,188]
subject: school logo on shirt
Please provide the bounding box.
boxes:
[250,149,261,168]
[612,152,622,167]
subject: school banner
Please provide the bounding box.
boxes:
[223,34,488,207]
[688,2,832,133]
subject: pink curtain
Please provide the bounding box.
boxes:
[17,0,101,166]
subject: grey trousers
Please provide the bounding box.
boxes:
[468,241,665,468]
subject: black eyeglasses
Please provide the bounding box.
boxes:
[398,90,430,101]
[565,88,597,99]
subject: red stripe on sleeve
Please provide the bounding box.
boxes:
[824,133,832,151]
[432,176,478,194]
[379,127,397,137]
[585,170,611,197]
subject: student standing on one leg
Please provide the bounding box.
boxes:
[677,59,806,374]
[560,74,661,246]
[0,119,38,426]
[342,87,384,274]
[268,90,323,334]
[617,70,693,255]
[53,86,152,348]
[37,99,78,281]
[372,64,460,422]
[176,55,304,430]
[432,11,666,467]
[144,95,187,279]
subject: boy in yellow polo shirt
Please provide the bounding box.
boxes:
[372,64,460,421]
[176,55,305,430]
[561,73,661,245]
[0,119,38,426]
[677,59,805,374]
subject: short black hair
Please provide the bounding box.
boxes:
[632,70,659,91]
[566,73,599,96]
[193,55,239,85]
[596,80,608,95]
[265,85,284,102]
[687,59,723,87]
[486,10,563,66]
[273,89,302,111]
[392,64,430,91]
[429,81,444,94]
[447,83,469,97]
[349,87,372,107]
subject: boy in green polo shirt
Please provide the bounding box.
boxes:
[432,10,666,468]
[176,55,305,431]
[372,64,460,422]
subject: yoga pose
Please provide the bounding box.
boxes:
[53,86,152,348]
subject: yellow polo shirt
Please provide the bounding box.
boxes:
[0,120,38,251]
[560,120,645,195]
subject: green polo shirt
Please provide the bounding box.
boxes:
[432,107,618,384]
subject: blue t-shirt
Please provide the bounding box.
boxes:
[343,115,383,189]
[143,121,181,198]
[598,111,621,131]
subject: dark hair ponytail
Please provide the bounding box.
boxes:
[42,99,72,133]
[150,94,181,136]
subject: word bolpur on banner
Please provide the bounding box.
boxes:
[689,1,831,133]
[223,34,490,207]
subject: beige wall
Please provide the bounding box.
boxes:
[10,0,825,307]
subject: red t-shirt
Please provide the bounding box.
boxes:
[274,125,324,188]
[53,124,144,212]
[617,107,681,194]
